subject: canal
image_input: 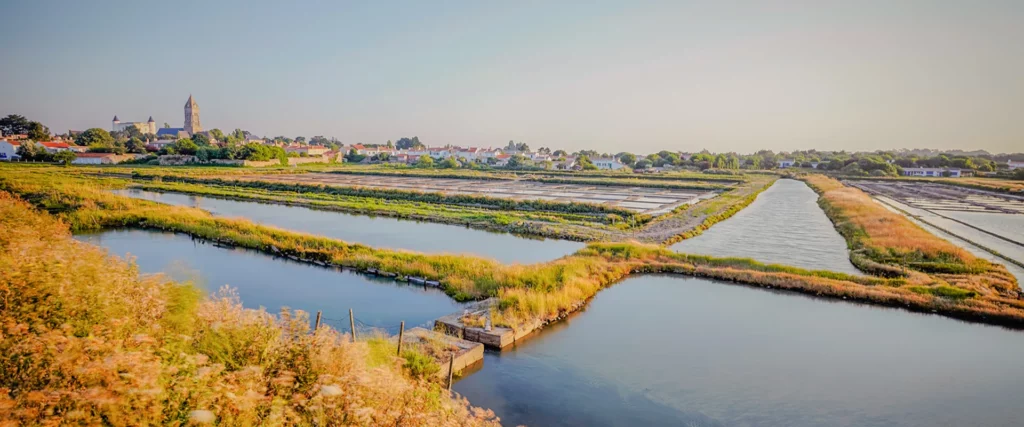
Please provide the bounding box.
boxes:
[112,188,585,264]
[76,229,465,332]
[454,275,1024,427]
[671,179,860,275]
[76,229,1024,426]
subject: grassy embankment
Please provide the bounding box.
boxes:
[802,175,1019,299]
[0,191,499,426]
[4,165,1024,330]
[323,168,732,191]
[645,174,778,245]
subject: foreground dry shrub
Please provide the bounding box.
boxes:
[0,191,499,426]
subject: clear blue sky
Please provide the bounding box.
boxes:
[2,0,1022,154]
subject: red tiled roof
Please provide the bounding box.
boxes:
[40,142,70,149]
[4,140,21,146]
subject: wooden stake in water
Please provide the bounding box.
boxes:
[397,321,405,356]
[349,309,357,342]
[447,353,455,391]
[315,311,322,330]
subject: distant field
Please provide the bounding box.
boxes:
[231,172,716,216]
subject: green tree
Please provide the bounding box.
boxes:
[577,155,597,170]
[506,154,528,168]
[121,125,143,141]
[27,121,50,141]
[53,150,77,165]
[617,153,637,167]
[191,133,211,147]
[345,149,366,163]
[416,155,434,167]
[0,114,32,135]
[209,129,225,141]
[439,157,459,168]
[173,138,199,155]
[16,141,50,161]
[125,137,146,154]
[75,128,114,148]
[395,137,423,150]
[634,158,652,169]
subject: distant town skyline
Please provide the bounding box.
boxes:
[2,1,1022,154]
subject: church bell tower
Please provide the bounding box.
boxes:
[184,95,202,135]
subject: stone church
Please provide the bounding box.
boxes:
[155,95,205,140]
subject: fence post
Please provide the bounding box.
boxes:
[447,353,455,391]
[349,308,357,342]
[315,310,322,330]
[397,321,405,356]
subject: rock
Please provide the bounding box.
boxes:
[189,410,216,424]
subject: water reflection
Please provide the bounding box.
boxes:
[455,275,1024,427]
[112,189,585,264]
[76,229,465,331]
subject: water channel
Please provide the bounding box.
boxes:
[112,189,585,264]
[454,275,1024,427]
[75,229,464,332]
[672,179,861,275]
[82,186,1024,426]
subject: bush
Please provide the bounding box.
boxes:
[403,350,441,379]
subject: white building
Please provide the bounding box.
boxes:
[902,167,971,178]
[777,159,797,168]
[590,157,627,170]
[112,115,157,134]
[0,139,20,160]
[1007,160,1024,170]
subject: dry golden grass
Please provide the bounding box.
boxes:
[0,191,499,426]
[802,174,1018,298]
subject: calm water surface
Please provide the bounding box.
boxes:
[76,229,464,332]
[875,196,1024,268]
[940,210,1024,246]
[672,179,859,275]
[112,189,585,264]
[455,275,1024,427]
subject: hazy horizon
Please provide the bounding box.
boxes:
[1,1,1022,154]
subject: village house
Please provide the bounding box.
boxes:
[590,157,627,170]
[492,153,512,167]
[901,167,973,178]
[1007,160,1024,170]
[427,147,451,158]
[0,139,21,160]
[777,159,797,168]
[554,157,578,170]
[39,142,72,153]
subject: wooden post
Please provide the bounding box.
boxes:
[447,353,455,391]
[397,321,405,356]
[349,308,357,342]
[314,311,322,330]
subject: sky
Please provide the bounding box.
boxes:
[1,0,1022,154]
